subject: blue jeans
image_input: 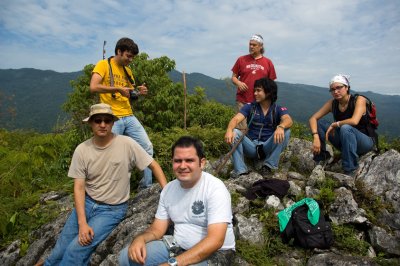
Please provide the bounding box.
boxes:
[314,120,374,173]
[231,128,291,175]
[112,115,154,188]
[45,196,127,266]
[119,240,207,266]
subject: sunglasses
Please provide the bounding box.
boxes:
[93,118,113,124]
[329,85,345,93]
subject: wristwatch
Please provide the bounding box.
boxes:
[168,257,178,266]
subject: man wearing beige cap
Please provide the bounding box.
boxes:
[231,34,277,129]
[36,103,167,266]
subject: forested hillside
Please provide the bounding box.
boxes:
[169,70,400,138]
[1,68,399,138]
[0,68,81,131]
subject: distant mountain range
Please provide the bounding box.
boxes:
[1,68,399,138]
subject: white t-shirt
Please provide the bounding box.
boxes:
[155,172,235,250]
[68,135,152,204]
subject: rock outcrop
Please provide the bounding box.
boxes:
[1,138,399,265]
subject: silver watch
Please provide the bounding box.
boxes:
[168,257,178,266]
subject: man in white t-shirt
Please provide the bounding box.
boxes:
[119,136,235,266]
[35,103,167,266]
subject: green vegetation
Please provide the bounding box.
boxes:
[0,129,75,247]
[0,54,234,249]
[314,176,339,212]
[332,224,370,255]
[353,180,395,225]
[1,53,399,262]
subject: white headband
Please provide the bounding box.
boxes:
[250,35,263,44]
[329,74,350,87]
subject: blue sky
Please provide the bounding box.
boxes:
[1,0,399,95]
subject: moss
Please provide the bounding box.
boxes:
[288,155,301,172]
[231,192,241,207]
[332,224,370,255]
[235,240,276,266]
[314,176,339,212]
[353,180,395,225]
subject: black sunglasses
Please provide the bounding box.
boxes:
[93,118,113,124]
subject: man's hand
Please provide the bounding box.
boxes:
[224,130,235,145]
[128,236,147,265]
[118,87,132,98]
[312,137,321,154]
[237,81,248,92]
[273,127,285,144]
[325,122,337,142]
[138,83,148,95]
[78,222,94,246]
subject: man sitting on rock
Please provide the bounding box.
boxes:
[35,103,167,266]
[225,77,293,178]
[119,136,235,266]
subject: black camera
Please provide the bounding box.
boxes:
[129,90,140,101]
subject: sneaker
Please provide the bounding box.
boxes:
[230,170,249,179]
[238,171,250,177]
[259,165,272,178]
[315,152,333,168]
[344,167,360,177]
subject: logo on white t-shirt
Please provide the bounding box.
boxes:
[191,200,204,215]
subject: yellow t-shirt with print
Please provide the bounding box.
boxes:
[92,58,135,117]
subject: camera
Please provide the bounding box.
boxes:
[162,235,180,255]
[129,89,140,101]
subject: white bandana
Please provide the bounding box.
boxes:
[250,34,263,44]
[329,74,350,87]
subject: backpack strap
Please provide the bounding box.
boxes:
[271,104,278,130]
[247,103,257,127]
[107,57,116,98]
[107,57,115,87]
[355,94,379,152]
[331,98,339,121]
[122,65,135,86]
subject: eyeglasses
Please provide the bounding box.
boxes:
[93,118,113,124]
[329,85,345,93]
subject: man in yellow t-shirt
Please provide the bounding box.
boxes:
[90,37,153,189]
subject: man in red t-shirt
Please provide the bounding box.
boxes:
[231,34,277,129]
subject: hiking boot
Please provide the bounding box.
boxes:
[259,165,272,178]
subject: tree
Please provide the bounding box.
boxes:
[62,53,233,137]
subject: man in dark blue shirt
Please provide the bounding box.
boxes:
[225,78,293,177]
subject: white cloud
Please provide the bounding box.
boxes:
[0,0,399,94]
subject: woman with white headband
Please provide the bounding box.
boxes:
[308,74,376,176]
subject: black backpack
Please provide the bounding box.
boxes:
[281,204,333,249]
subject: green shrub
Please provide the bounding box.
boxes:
[0,130,74,247]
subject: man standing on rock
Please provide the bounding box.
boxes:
[35,103,167,266]
[231,34,277,129]
[119,136,235,266]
